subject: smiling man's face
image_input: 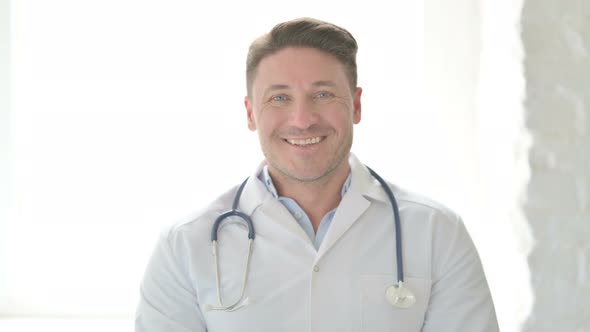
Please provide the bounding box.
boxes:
[245,47,362,183]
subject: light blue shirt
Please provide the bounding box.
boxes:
[259,166,352,250]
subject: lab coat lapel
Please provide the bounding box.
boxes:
[256,199,312,244]
[315,191,371,260]
[238,162,312,245]
[238,155,390,253]
[315,154,389,260]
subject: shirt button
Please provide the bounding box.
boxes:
[313,265,320,272]
[294,211,303,219]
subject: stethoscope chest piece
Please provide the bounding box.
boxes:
[385,282,416,309]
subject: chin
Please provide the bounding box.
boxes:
[287,173,326,183]
[283,164,337,183]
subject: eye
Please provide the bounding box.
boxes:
[315,91,334,100]
[270,94,288,103]
[313,91,335,104]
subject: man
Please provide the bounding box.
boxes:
[135,17,499,331]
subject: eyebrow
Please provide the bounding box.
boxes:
[263,81,337,96]
[265,84,290,93]
[312,80,337,88]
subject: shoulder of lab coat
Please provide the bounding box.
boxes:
[135,162,270,332]
[352,154,498,331]
[135,184,240,332]
[392,188,499,331]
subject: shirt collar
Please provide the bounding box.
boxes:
[238,153,389,215]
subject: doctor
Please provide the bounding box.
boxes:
[135,17,499,331]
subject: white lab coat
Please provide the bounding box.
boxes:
[136,154,499,332]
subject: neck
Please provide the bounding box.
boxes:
[268,161,350,231]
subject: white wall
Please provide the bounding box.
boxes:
[477,1,534,331]
[0,0,12,313]
[521,0,590,330]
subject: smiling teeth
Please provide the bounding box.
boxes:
[287,137,323,146]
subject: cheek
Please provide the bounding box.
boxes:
[256,112,284,138]
[325,107,355,128]
[327,98,355,116]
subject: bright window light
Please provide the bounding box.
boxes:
[3,0,423,321]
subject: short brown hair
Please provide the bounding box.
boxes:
[246,17,358,96]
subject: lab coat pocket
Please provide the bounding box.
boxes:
[360,275,431,332]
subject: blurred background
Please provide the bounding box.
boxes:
[1,0,588,331]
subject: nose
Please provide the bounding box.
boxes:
[289,99,318,129]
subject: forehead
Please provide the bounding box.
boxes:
[252,47,349,92]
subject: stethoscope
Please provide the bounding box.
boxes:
[203,167,415,312]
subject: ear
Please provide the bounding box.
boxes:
[245,96,257,131]
[353,87,362,124]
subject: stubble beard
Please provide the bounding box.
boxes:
[262,133,353,184]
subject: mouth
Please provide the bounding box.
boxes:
[283,136,326,147]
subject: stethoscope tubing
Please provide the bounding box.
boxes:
[365,167,404,284]
[210,167,404,283]
[207,166,409,311]
[211,178,254,242]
